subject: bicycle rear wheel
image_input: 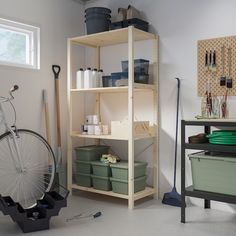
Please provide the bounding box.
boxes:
[0,129,56,209]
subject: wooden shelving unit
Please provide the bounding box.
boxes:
[67,27,159,209]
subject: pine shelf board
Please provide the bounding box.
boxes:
[71,83,156,93]
[69,28,156,47]
[71,185,155,201]
[71,132,155,141]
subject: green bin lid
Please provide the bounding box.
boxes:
[91,174,110,180]
[74,145,110,151]
[75,173,91,177]
[75,160,91,164]
[110,175,147,183]
[188,152,236,163]
[91,161,110,166]
[110,161,147,169]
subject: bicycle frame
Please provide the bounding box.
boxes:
[0,97,25,172]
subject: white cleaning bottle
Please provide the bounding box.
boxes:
[84,67,92,88]
[92,68,98,88]
[98,69,103,87]
[76,68,84,89]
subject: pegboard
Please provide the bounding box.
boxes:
[198,35,236,96]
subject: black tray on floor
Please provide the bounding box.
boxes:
[0,185,69,233]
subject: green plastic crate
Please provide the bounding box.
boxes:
[75,173,92,187]
[110,161,147,180]
[189,152,236,195]
[75,161,92,174]
[91,175,111,191]
[91,161,111,177]
[74,145,110,161]
[110,176,146,195]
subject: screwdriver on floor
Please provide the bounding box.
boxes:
[66,211,102,222]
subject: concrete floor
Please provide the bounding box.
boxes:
[1,192,236,236]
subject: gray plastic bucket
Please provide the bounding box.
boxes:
[85,12,111,19]
[85,7,111,14]
[85,16,111,34]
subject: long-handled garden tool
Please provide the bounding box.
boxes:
[52,65,62,186]
[162,78,182,207]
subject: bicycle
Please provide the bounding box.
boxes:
[0,85,56,209]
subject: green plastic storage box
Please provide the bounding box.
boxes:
[189,152,236,195]
[74,145,110,161]
[110,161,147,180]
[75,161,92,174]
[91,175,111,191]
[75,173,92,187]
[91,161,111,177]
[110,176,146,195]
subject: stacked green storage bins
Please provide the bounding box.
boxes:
[75,145,110,161]
[189,152,236,195]
[91,161,112,191]
[110,161,147,194]
[74,145,110,187]
[110,176,147,195]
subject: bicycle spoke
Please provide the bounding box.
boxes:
[0,130,55,209]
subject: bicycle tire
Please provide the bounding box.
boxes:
[0,129,56,209]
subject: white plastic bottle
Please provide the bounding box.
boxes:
[92,68,98,88]
[84,67,92,88]
[98,69,103,87]
[76,68,84,89]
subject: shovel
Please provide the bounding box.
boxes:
[52,65,62,188]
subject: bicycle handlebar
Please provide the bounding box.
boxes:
[9,85,19,99]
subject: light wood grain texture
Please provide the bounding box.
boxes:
[70,28,156,48]
[70,185,155,200]
[67,39,73,192]
[70,84,156,93]
[198,35,236,96]
[67,26,159,208]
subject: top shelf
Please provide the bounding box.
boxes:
[69,27,157,48]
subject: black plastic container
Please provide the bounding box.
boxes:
[124,18,149,32]
[122,59,150,74]
[110,18,149,32]
[0,186,69,233]
[85,7,111,34]
[85,12,111,19]
[85,7,111,15]
[102,75,112,87]
[85,16,111,34]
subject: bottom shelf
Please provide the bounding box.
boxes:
[71,184,155,201]
[185,186,236,204]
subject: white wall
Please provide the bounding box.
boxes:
[85,0,236,212]
[0,0,85,184]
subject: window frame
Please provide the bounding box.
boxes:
[0,17,40,70]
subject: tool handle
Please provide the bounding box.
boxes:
[205,51,208,67]
[213,50,216,65]
[43,90,51,145]
[55,79,61,146]
[52,65,61,79]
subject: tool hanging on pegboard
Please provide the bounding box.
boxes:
[197,35,236,96]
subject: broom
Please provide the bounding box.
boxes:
[162,78,182,207]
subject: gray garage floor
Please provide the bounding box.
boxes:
[0,192,236,236]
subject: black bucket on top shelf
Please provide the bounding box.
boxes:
[85,7,111,34]
[85,7,111,15]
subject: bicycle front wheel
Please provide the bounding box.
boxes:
[0,129,56,209]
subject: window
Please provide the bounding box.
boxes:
[0,17,40,69]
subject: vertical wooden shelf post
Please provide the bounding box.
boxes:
[128,26,135,209]
[67,38,73,192]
